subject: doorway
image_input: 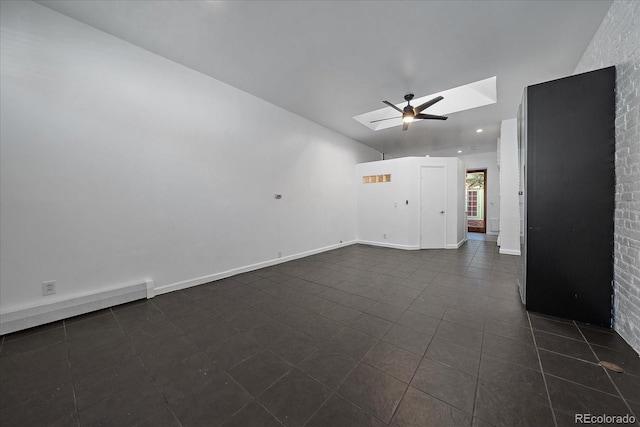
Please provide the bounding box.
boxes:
[420,166,446,249]
[466,169,487,233]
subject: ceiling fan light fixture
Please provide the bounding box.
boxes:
[368,94,446,131]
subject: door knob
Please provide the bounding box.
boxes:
[440,211,445,214]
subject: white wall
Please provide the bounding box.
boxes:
[457,151,500,235]
[0,1,380,315]
[356,157,466,250]
[498,119,521,255]
[457,160,468,243]
[356,159,414,249]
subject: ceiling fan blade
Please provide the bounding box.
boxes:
[415,113,448,120]
[415,96,444,113]
[383,100,403,113]
[370,116,401,123]
[402,122,409,131]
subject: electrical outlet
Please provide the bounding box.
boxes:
[42,280,56,296]
[278,251,282,258]
[383,233,387,239]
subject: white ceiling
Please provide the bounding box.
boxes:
[37,0,611,158]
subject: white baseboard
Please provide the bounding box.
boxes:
[0,279,153,335]
[446,237,467,249]
[0,241,360,334]
[499,248,521,256]
[154,240,358,296]
[357,239,466,251]
[356,240,420,251]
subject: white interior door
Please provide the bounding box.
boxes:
[421,166,446,249]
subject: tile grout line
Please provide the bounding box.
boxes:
[61,314,82,426]
[542,371,628,399]
[380,245,474,425]
[531,327,596,342]
[109,304,186,426]
[574,320,638,420]
[300,259,441,424]
[328,337,385,418]
[527,311,559,427]
[467,241,485,425]
[382,336,431,425]
[300,393,335,427]
[222,374,286,427]
[386,239,482,424]
[471,326,487,424]
[535,346,606,366]
[270,245,493,424]
[230,282,391,427]
[165,293,285,426]
[305,342,398,426]
[323,268,435,425]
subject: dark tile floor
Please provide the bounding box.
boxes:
[1,242,639,426]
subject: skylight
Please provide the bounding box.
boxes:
[353,76,497,131]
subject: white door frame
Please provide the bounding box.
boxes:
[420,165,447,249]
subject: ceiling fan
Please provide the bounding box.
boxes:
[371,94,448,131]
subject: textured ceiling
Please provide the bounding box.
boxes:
[38,0,611,157]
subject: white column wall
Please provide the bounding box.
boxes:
[457,159,468,244]
[356,157,465,249]
[498,119,521,255]
[356,159,416,249]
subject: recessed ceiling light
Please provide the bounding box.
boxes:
[425,155,430,157]
[457,150,462,153]
[476,129,483,133]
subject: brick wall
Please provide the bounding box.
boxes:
[574,1,640,354]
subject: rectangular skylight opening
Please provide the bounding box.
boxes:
[353,76,497,131]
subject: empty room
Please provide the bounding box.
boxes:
[1,1,638,426]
